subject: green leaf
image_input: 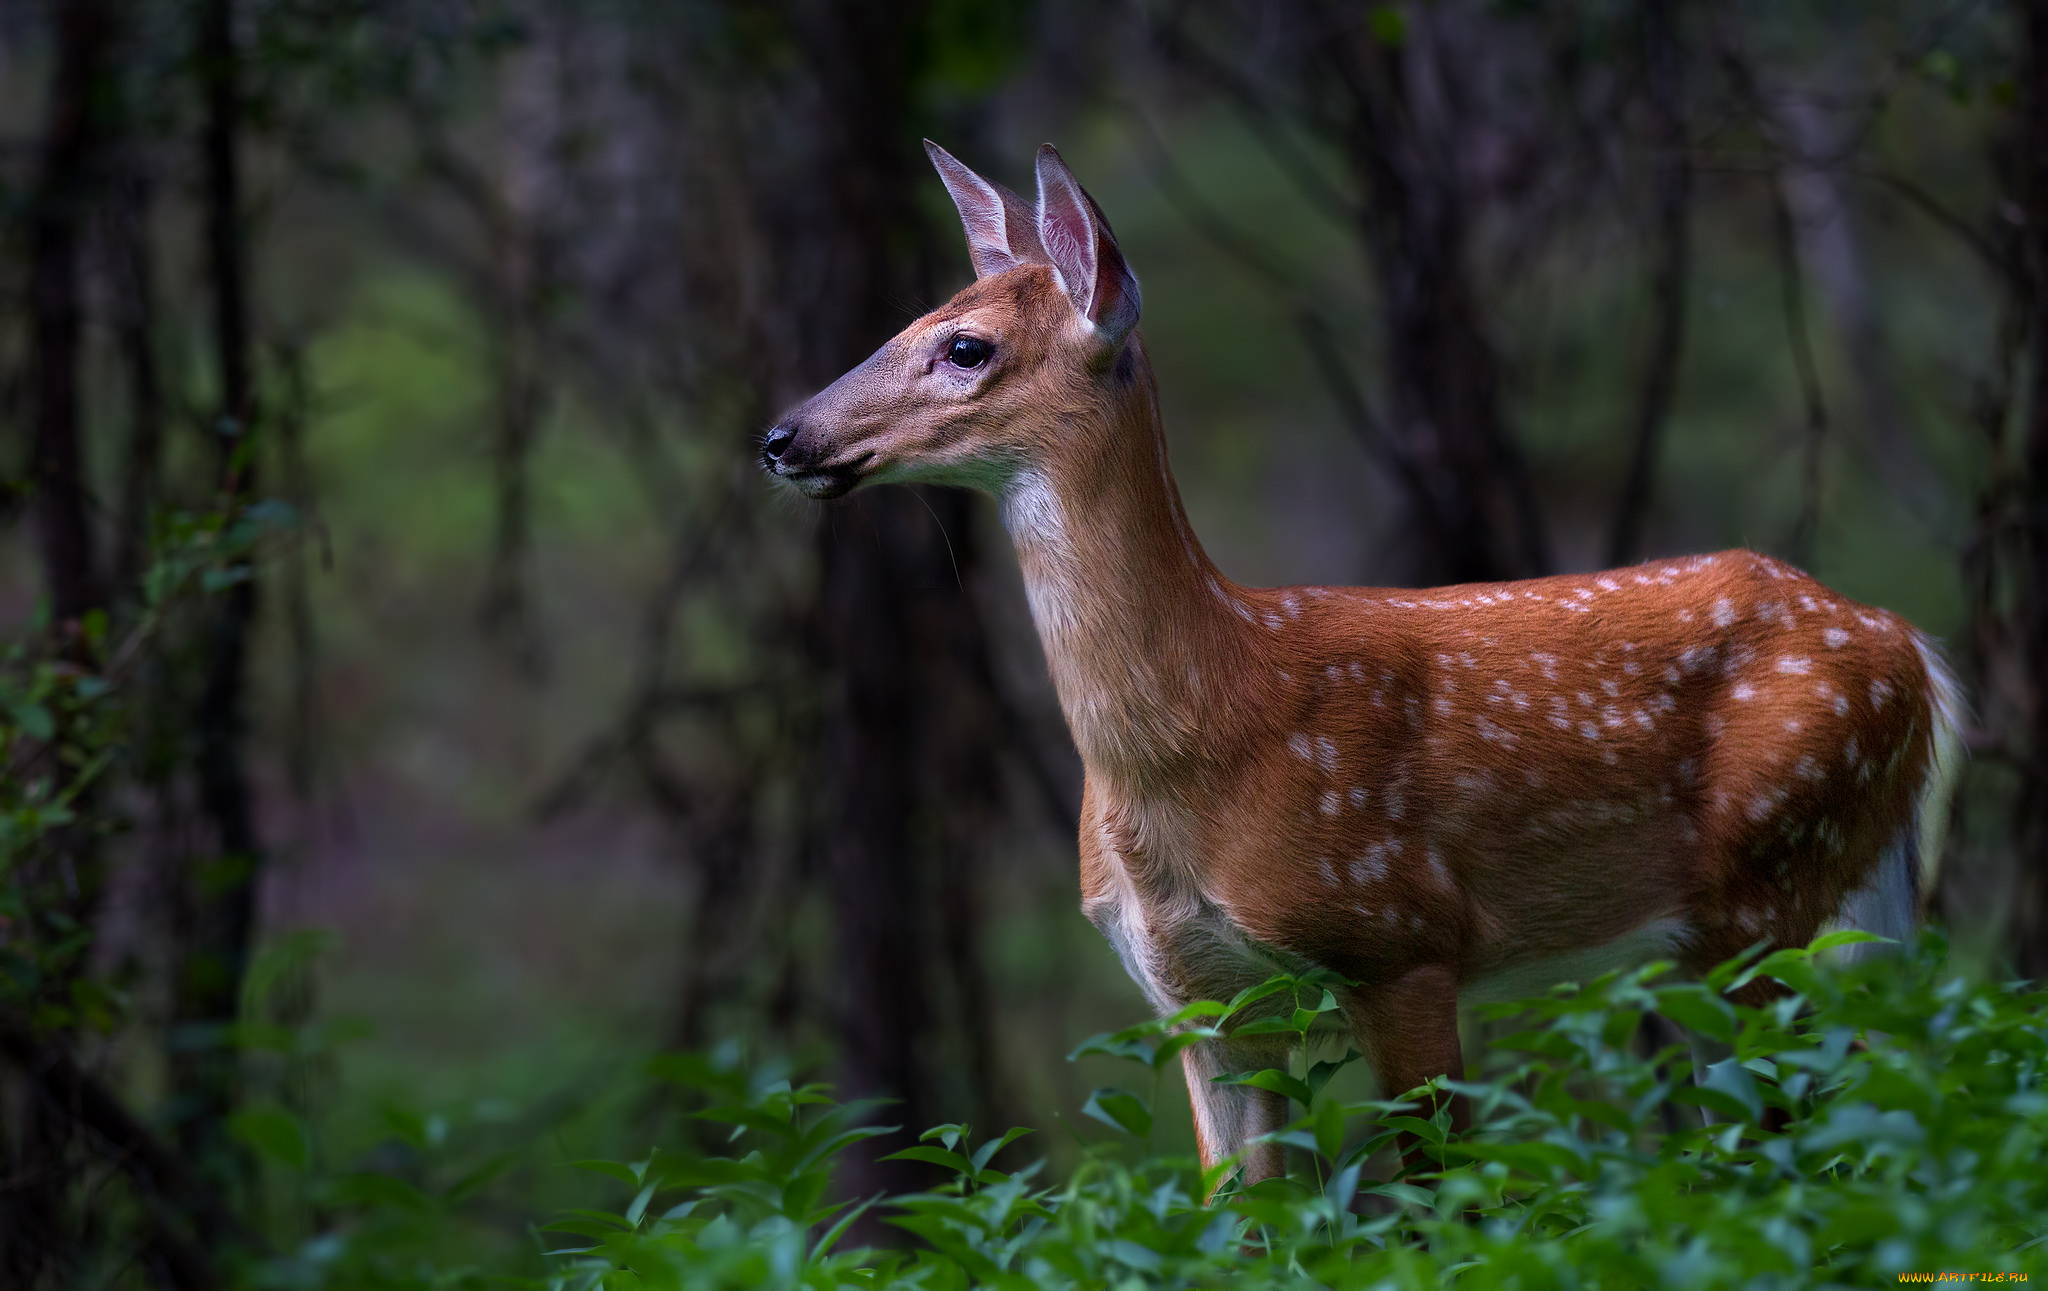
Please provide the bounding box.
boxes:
[229,1104,310,1171]
[1656,986,1738,1043]
[241,928,336,1016]
[573,1160,644,1188]
[970,1126,1034,1172]
[540,1209,635,1236]
[1221,978,1292,1018]
[880,1144,975,1175]
[624,1181,658,1227]
[1808,928,1886,954]
[445,1152,518,1203]
[1314,1096,1346,1161]
[1360,1180,1435,1207]
[323,1172,434,1214]
[1367,3,1406,45]
[811,1191,884,1262]
[1082,1087,1152,1138]
[1148,1027,1223,1070]
[1380,1115,1447,1147]
[1067,1029,1157,1065]
[1306,1049,1362,1099]
[1214,1067,1314,1107]
[1687,1058,1764,1122]
[12,702,53,742]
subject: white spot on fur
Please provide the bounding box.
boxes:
[1712,597,1736,628]
[1314,735,1339,773]
[1746,787,1789,821]
[1732,682,1756,701]
[1425,848,1452,887]
[1288,733,1312,761]
[1824,627,1850,649]
[1320,790,1341,817]
[1777,656,1812,675]
[1870,678,1893,710]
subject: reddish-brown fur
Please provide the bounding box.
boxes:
[763,142,1963,1188]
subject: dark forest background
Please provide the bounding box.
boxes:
[2,0,2047,1283]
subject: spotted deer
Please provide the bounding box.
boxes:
[760,141,1967,1184]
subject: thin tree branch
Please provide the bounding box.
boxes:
[1609,0,1693,567]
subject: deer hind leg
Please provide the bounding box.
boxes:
[1345,963,1467,1166]
[1181,1035,1291,1188]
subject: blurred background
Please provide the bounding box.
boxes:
[2,0,2046,1282]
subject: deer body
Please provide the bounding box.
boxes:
[763,142,1966,1183]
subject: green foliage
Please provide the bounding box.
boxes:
[0,495,292,1037]
[263,933,2048,1288]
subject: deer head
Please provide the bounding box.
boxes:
[759,142,1142,500]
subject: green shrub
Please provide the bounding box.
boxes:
[267,931,2048,1289]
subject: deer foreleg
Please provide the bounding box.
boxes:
[1181,1036,1290,1190]
[1349,963,1468,1170]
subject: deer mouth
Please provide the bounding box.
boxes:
[772,452,874,500]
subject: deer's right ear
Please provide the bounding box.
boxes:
[926,140,1032,279]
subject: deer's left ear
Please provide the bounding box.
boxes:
[926,139,1042,280]
[1034,144,1141,348]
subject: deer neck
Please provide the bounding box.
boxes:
[997,341,1255,793]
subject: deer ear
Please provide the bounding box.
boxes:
[926,139,1036,279]
[1033,144,1141,347]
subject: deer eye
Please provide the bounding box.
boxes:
[946,335,992,369]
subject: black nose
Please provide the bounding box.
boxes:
[762,422,797,461]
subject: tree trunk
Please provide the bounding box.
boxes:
[1322,4,1550,583]
[3,2,116,1281]
[792,0,1013,1204]
[1607,0,1691,567]
[27,0,112,630]
[2015,0,2048,980]
[112,161,165,600]
[170,0,263,1170]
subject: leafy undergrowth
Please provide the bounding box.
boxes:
[259,932,2048,1289]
